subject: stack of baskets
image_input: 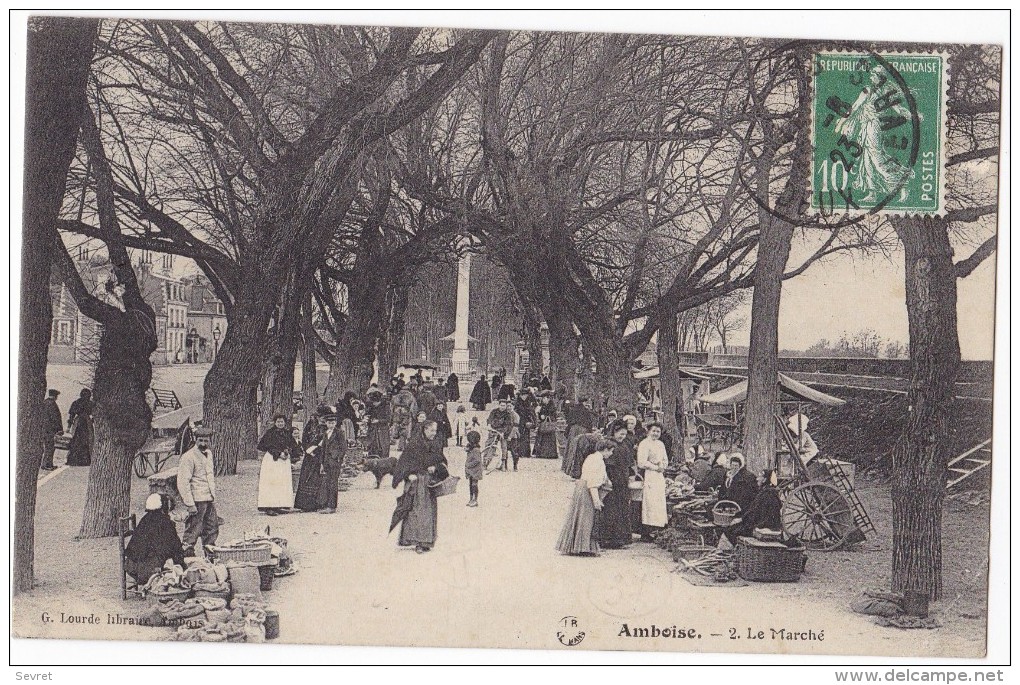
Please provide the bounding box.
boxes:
[735,536,807,582]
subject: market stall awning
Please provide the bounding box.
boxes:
[632,366,711,381]
[698,373,845,406]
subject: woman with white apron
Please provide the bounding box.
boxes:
[636,423,669,539]
[257,414,299,515]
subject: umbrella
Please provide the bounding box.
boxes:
[389,490,415,533]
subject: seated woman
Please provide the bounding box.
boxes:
[722,469,782,546]
[124,494,185,584]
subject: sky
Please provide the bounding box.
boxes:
[726,243,998,360]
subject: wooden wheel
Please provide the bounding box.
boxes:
[132,452,151,479]
[782,482,857,551]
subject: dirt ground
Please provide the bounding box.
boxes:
[13,425,989,658]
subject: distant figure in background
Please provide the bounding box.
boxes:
[390,386,418,450]
[445,373,461,402]
[365,389,392,460]
[41,389,63,471]
[430,401,453,449]
[464,430,483,507]
[533,392,559,459]
[539,375,553,392]
[65,389,94,467]
[490,374,503,402]
[469,376,491,411]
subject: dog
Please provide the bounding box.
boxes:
[357,456,398,489]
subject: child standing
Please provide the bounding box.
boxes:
[464,430,482,507]
[453,404,472,447]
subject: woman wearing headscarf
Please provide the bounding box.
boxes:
[721,469,783,546]
[124,494,185,584]
[698,452,729,493]
[65,389,94,466]
[257,414,299,515]
[599,421,635,549]
[720,452,759,514]
[556,438,615,556]
[469,376,491,411]
[391,421,448,553]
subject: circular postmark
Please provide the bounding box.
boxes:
[585,552,674,618]
[811,51,937,216]
[557,615,585,647]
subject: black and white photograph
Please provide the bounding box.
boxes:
[9,10,1007,669]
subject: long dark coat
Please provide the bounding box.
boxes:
[65,397,94,466]
[469,379,491,410]
[721,468,759,514]
[445,374,461,402]
[599,438,635,547]
[124,510,184,583]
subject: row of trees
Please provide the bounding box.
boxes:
[15,20,999,606]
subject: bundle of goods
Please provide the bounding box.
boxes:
[674,547,737,582]
[171,593,275,642]
[664,477,695,501]
[183,557,231,599]
[142,562,192,603]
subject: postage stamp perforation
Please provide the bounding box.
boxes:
[807,47,950,219]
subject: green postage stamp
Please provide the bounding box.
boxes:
[811,52,948,216]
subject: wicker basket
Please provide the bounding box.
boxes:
[671,544,715,563]
[211,542,272,565]
[735,537,806,582]
[150,587,191,604]
[428,475,460,498]
[712,500,740,526]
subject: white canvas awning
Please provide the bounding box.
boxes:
[699,373,846,407]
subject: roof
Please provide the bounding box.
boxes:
[699,373,846,407]
[632,366,712,381]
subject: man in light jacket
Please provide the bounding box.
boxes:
[177,426,219,554]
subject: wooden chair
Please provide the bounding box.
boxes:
[117,514,141,600]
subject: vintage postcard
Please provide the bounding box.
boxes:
[11,11,1004,664]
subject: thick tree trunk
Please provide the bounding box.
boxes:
[203,298,270,475]
[259,278,302,431]
[656,309,683,449]
[299,290,319,422]
[78,306,158,538]
[546,307,578,399]
[14,17,97,590]
[378,285,409,384]
[324,273,389,401]
[890,217,960,601]
[520,302,544,383]
[742,217,794,474]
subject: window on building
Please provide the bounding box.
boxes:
[163,254,173,270]
[52,320,73,345]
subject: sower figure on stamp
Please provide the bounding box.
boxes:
[177,426,219,555]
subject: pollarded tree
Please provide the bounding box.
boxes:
[73,21,492,473]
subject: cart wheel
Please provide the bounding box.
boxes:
[782,482,856,551]
[132,453,150,479]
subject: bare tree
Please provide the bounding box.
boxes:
[14,16,98,592]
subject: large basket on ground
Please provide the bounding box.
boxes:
[712,500,740,526]
[210,542,272,565]
[735,537,806,582]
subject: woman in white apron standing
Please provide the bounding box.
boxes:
[636,423,669,540]
[257,414,299,515]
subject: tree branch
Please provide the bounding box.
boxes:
[953,235,997,278]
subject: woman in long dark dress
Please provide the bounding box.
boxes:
[533,394,559,459]
[391,421,448,553]
[294,411,327,512]
[469,377,491,411]
[599,421,635,549]
[365,390,392,459]
[429,402,453,449]
[65,389,94,466]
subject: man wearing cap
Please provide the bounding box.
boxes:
[41,389,63,471]
[177,427,219,554]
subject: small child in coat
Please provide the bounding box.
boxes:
[464,430,482,507]
[453,404,472,447]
